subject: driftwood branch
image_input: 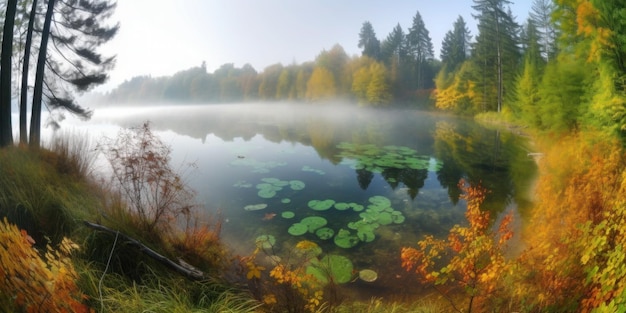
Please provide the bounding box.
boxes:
[83,220,205,281]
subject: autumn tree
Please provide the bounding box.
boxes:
[306,67,336,101]
[401,180,513,312]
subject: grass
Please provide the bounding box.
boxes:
[0,131,448,313]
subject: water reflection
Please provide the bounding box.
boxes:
[62,103,536,298]
[89,104,534,216]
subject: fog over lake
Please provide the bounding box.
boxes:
[45,102,536,298]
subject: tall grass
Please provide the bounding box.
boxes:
[46,129,98,179]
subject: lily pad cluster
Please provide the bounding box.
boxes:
[256,177,306,198]
[336,142,443,173]
[288,216,328,236]
[285,195,406,249]
[233,180,253,188]
[230,158,287,173]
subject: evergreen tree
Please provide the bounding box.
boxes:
[358,21,380,60]
[406,10,434,90]
[529,0,557,61]
[440,16,471,72]
[30,0,118,147]
[471,0,519,112]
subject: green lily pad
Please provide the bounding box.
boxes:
[255,235,276,250]
[359,269,378,282]
[369,195,391,208]
[281,211,295,219]
[351,203,365,212]
[315,227,335,240]
[281,198,291,204]
[289,180,306,190]
[244,203,268,211]
[301,216,328,233]
[257,189,276,198]
[308,199,336,211]
[392,211,405,224]
[334,202,350,211]
[288,223,308,236]
[378,212,393,225]
[306,254,354,285]
[357,230,376,243]
[334,228,359,248]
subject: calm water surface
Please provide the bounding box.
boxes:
[57,103,536,299]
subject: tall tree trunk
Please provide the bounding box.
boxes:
[30,0,55,148]
[0,0,18,147]
[494,10,503,113]
[19,0,38,145]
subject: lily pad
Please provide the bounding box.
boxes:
[289,180,306,190]
[391,211,406,224]
[281,211,295,219]
[233,180,253,188]
[281,198,291,204]
[255,235,276,250]
[315,227,335,240]
[306,254,354,284]
[288,223,308,236]
[308,199,336,211]
[377,212,393,226]
[301,216,328,233]
[334,228,359,248]
[244,203,268,211]
[369,195,391,208]
[334,202,350,211]
[359,269,378,282]
[357,230,376,243]
[257,189,277,199]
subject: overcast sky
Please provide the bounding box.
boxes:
[97,0,533,91]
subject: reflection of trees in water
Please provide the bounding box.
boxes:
[93,105,534,215]
[433,121,536,215]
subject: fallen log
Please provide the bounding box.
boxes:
[83,220,205,281]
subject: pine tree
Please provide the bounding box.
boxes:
[358,21,380,60]
[440,16,472,72]
[406,10,434,90]
[30,0,118,147]
[471,0,519,112]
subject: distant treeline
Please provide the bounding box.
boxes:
[103,43,438,107]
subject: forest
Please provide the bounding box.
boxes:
[1,0,626,312]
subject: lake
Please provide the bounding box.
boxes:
[52,103,536,300]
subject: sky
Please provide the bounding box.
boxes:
[97,0,533,92]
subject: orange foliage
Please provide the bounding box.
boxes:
[0,218,92,312]
[401,180,513,312]
[517,134,626,310]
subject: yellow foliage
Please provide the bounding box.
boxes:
[0,218,92,312]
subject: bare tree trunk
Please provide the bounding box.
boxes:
[19,0,37,145]
[0,0,17,147]
[30,0,54,148]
